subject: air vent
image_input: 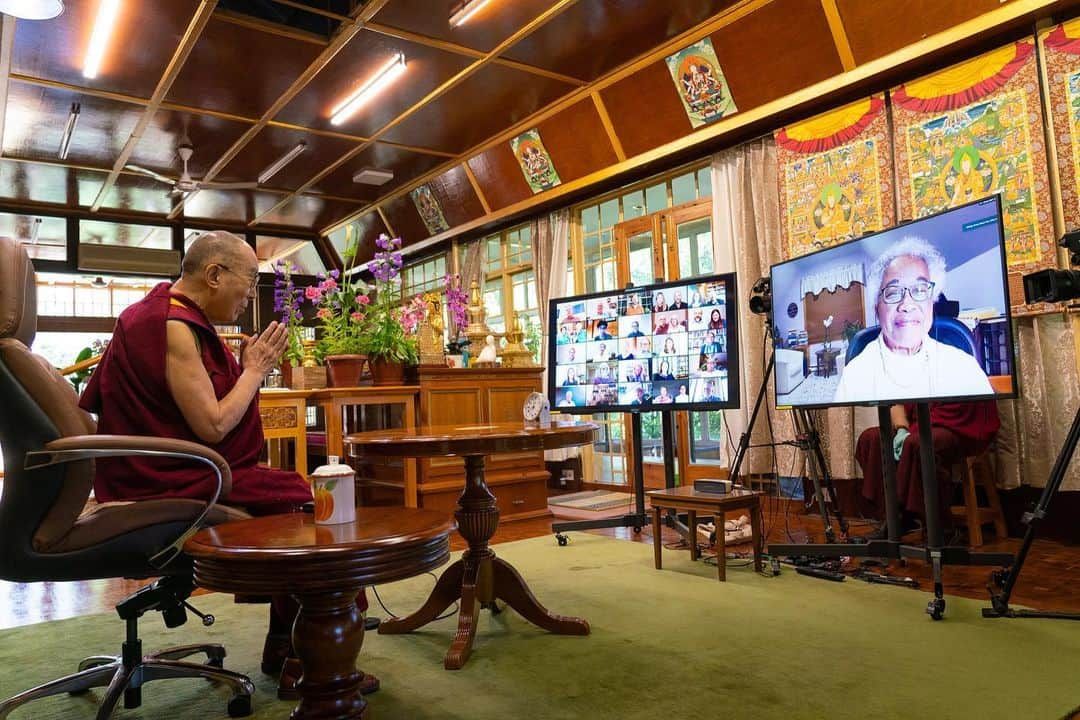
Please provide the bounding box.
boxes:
[352,168,394,186]
[78,244,180,277]
[216,0,358,41]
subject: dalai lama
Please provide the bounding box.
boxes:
[79,230,378,697]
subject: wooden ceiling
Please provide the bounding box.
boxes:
[2,0,1079,262]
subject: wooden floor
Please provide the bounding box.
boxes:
[1,499,1077,630]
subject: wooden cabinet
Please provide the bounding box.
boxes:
[415,366,551,522]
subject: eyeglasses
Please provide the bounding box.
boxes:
[213,263,259,290]
[880,281,934,305]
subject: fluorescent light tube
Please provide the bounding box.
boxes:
[449,0,491,27]
[258,141,307,184]
[58,102,80,160]
[83,0,120,79]
[329,53,406,127]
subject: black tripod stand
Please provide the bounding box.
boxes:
[983,403,1080,620]
[729,337,849,543]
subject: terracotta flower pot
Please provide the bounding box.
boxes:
[325,354,368,387]
[368,357,406,386]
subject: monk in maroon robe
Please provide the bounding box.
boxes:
[79,230,375,697]
[856,401,1000,534]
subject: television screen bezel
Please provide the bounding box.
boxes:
[547,272,741,413]
[769,194,1018,410]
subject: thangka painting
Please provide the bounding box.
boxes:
[890,40,1054,308]
[409,184,450,236]
[510,128,561,194]
[664,38,736,128]
[1040,18,1080,230]
[774,94,894,259]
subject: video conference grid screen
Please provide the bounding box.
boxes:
[770,196,1017,410]
[548,274,740,412]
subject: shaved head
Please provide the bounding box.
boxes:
[181,230,253,277]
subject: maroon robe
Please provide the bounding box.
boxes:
[80,283,312,509]
[857,401,1000,519]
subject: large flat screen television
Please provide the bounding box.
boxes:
[770,195,1017,409]
[548,274,740,413]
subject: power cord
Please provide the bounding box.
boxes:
[369,571,460,624]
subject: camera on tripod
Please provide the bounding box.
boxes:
[1022,229,1080,303]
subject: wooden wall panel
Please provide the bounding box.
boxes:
[381,193,431,247]
[837,0,1003,65]
[707,0,842,112]
[467,146,534,211]
[599,61,691,159]
[536,99,619,183]
[428,165,484,227]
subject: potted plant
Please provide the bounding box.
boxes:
[308,225,372,387]
[357,233,418,385]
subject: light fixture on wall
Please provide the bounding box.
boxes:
[352,167,394,186]
[329,52,406,126]
[83,0,121,79]
[57,102,80,160]
[0,0,64,20]
[90,276,110,288]
[449,0,491,27]
[258,140,307,184]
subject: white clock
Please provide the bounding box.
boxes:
[523,391,551,427]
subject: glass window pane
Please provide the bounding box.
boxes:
[257,237,327,275]
[0,213,67,261]
[485,235,502,271]
[676,217,714,280]
[483,278,504,333]
[32,331,113,371]
[689,411,725,464]
[697,166,712,199]
[672,172,696,206]
[621,189,645,219]
[583,233,600,254]
[599,198,619,230]
[581,205,600,235]
[645,182,667,213]
[81,219,171,249]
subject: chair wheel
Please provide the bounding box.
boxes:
[927,598,945,621]
[227,693,252,717]
[556,534,568,546]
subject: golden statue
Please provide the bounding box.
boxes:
[500,313,536,368]
[418,291,446,366]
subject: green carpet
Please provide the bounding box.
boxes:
[2,533,1078,719]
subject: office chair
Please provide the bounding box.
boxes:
[844,315,982,366]
[0,237,254,719]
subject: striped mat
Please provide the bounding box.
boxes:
[548,490,634,512]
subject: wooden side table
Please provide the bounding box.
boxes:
[186,508,454,720]
[646,486,763,581]
[346,420,597,670]
[258,388,312,474]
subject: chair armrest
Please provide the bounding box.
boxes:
[25,435,232,571]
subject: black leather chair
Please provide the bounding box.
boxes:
[0,237,254,719]
[844,315,982,366]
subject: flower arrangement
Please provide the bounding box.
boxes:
[444,274,468,336]
[357,233,418,365]
[308,225,370,359]
[272,259,305,366]
[822,314,834,351]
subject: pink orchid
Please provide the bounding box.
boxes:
[305,286,323,301]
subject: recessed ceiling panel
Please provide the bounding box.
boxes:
[216,125,358,192]
[12,0,198,99]
[129,109,255,179]
[379,63,576,153]
[0,159,73,206]
[4,80,144,169]
[371,0,556,54]
[275,29,474,137]
[311,142,448,200]
[167,15,323,118]
[503,0,741,82]
[89,172,179,216]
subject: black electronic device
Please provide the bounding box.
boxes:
[693,478,732,494]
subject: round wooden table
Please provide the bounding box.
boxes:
[346,420,598,670]
[185,507,455,719]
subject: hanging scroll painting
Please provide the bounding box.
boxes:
[410,184,450,236]
[775,94,894,260]
[665,38,737,128]
[1040,18,1080,230]
[890,40,1054,308]
[510,128,561,194]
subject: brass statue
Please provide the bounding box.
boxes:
[418,291,446,366]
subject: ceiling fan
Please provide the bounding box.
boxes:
[125,137,258,196]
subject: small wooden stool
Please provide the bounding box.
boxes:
[949,452,1007,547]
[646,486,763,581]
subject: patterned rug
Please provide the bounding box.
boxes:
[777,371,842,406]
[548,490,635,520]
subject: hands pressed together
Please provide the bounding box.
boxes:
[241,321,288,376]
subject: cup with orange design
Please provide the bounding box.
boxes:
[309,457,356,525]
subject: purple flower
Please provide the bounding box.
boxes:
[329,269,340,279]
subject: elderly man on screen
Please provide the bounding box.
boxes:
[79,231,378,698]
[832,237,992,404]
